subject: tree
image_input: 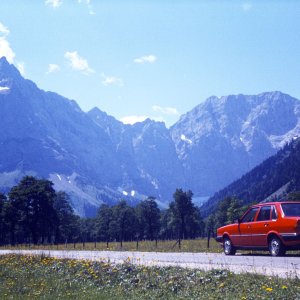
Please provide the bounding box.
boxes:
[136,197,160,241]
[109,200,137,247]
[0,193,7,244]
[159,208,176,240]
[95,204,112,247]
[79,218,96,246]
[226,198,243,224]
[287,191,300,201]
[53,191,79,244]
[169,189,199,240]
[2,199,17,245]
[8,176,58,244]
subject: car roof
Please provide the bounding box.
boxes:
[253,201,300,207]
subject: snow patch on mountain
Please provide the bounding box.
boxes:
[180,134,192,144]
[0,86,9,93]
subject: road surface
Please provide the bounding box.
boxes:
[0,250,299,278]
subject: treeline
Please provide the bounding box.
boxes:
[0,176,79,245]
[0,176,207,246]
[4,176,296,247]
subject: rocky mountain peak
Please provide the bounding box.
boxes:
[0,56,22,81]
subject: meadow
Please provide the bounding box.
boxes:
[0,239,223,253]
[0,254,299,299]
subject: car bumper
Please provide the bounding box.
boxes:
[280,233,300,242]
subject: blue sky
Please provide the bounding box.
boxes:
[0,1,300,126]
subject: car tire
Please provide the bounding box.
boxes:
[268,236,286,257]
[223,237,236,255]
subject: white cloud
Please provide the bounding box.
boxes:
[0,22,25,75]
[120,115,149,125]
[242,2,252,12]
[64,51,94,74]
[0,22,15,63]
[0,37,15,63]
[45,0,63,8]
[101,73,123,87]
[16,62,25,76]
[78,0,95,15]
[134,54,157,64]
[152,105,179,115]
[0,22,9,36]
[46,63,60,74]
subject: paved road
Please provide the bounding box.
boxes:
[1,250,299,278]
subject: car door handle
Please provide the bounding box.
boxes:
[247,225,251,229]
[264,224,269,227]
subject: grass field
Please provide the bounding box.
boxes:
[0,254,299,299]
[0,238,223,253]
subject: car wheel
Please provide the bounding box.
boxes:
[223,237,236,255]
[268,236,286,257]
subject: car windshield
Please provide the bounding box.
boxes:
[241,207,259,223]
[281,203,300,217]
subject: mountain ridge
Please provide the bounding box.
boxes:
[202,136,300,216]
[0,56,299,216]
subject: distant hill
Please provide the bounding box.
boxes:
[202,137,300,216]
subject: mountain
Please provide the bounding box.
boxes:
[0,57,180,215]
[1,56,300,216]
[202,137,300,216]
[170,92,300,196]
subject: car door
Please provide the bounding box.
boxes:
[251,205,278,247]
[236,207,259,246]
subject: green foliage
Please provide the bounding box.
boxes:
[8,176,58,244]
[0,176,79,246]
[167,189,203,240]
[53,191,80,243]
[136,196,161,240]
[206,197,246,234]
[109,200,138,244]
[1,176,205,246]
[0,193,7,245]
[95,204,113,243]
[287,191,300,201]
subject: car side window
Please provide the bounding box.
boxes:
[256,206,271,221]
[241,207,259,223]
[271,206,278,220]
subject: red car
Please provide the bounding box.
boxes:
[216,202,300,256]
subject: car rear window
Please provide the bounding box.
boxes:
[281,203,300,217]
